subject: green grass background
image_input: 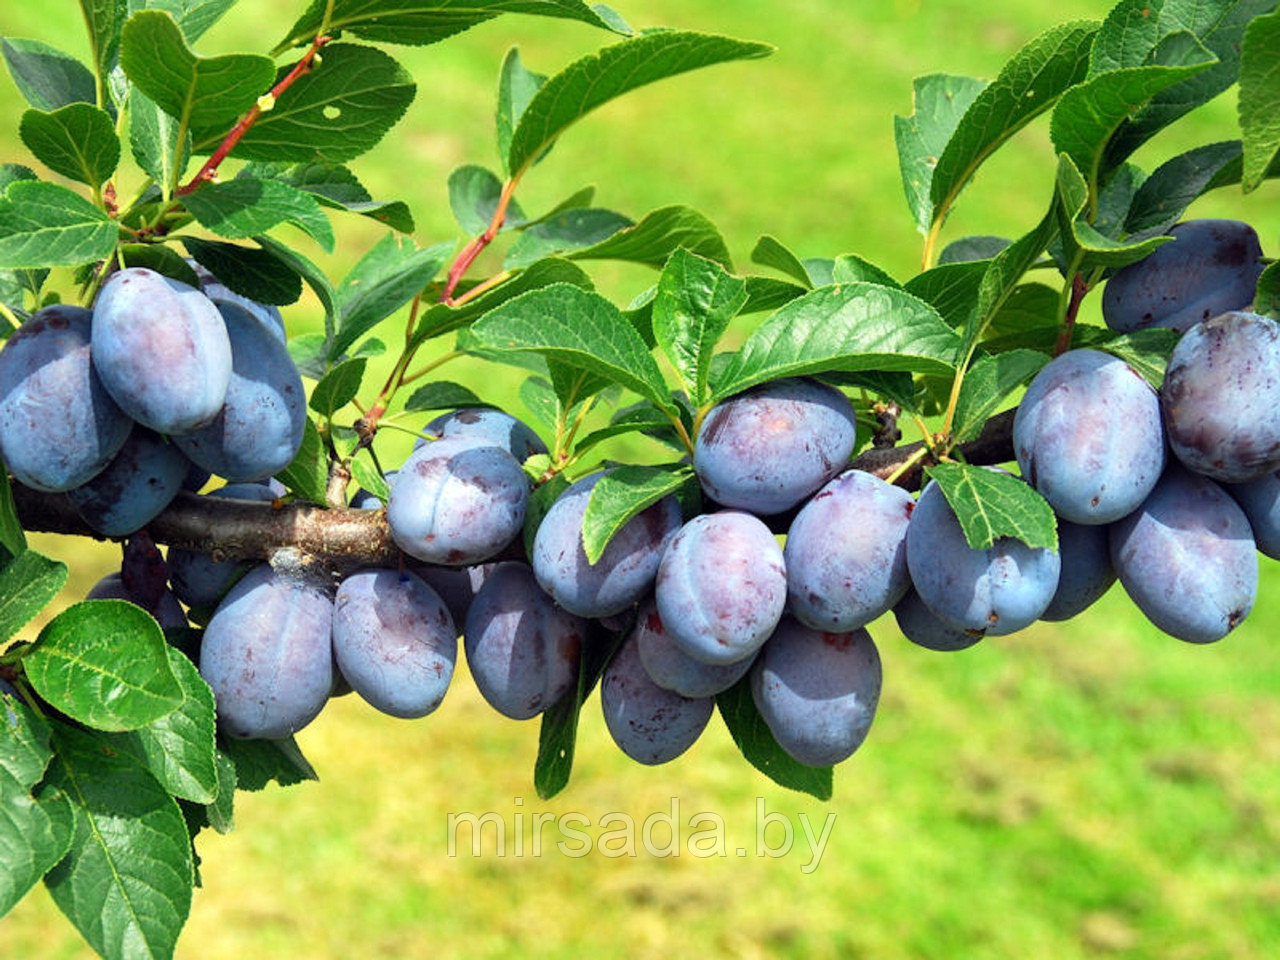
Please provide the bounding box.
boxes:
[4,1,1280,957]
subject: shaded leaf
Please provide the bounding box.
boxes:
[403,380,486,413]
[581,463,693,564]
[182,178,335,252]
[244,161,414,233]
[716,677,832,801]
[938,235,1011,265]
[951,349,1050,443]
[119,243,200,287]
[276,417,329,505]
[926,462,1057,551]
[1054,153,1171,269]
[128,87,189,188]
[1,38,97,111]
[447,164,525,235]
[505,207,631,269]
[183,236,303,306]
[0,550,68,645]
[309,358,367,419]
[219,734,317,791]
[565,204,729,268]
[1097,327,1182,387]
[254,234,336,341]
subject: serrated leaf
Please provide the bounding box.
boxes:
[961,205,1059,358]
[573,405,675,455]
[505,207,632,269]
[348,456,390,505]
[183,236,303,306]
[120,10,274,131]
[276,417,329,505]
[497,48,546,173]
[1240,10,1280,192]
[191,44,415,164]
[951,349,1050,443]
[471,283,675,414]
[938,236,1011,265]
[25,600,183,731]
[0,471,27,558]
[99,647,218,804]
[219,734,316,791]
[904,261,987,328]
[43,722,193,960]
[982,282,1061,340]
[652,247,746,404]
[927,462,1057,551]
[132,0,238,44]
[1125,140,1244,236]
[0,692,75,919]
[244,161,414,233]
[0,180,118,269]
[203,749,235,833]
[1097,327,1182,387]
[0,550,68,644]
[446,164,524,236]
[581,464,692,564]
[254,234,335,340]
[1,38,97,111]
[507,31,772,177]
[119,243,200,287]
[277,0,627,53]
[1256,261,1280,320]
[309,358,367,419]
[930,21,1098,234]
[19,103,120,187]
[750,235,812,287]
[403,380,486,412]
[332,234,452,360]
[79,0,130,95]
[741,275,806,314]
[829,255,898,287]
[1054,153,1172,269]
[182,178,334,252]
[128,87,189,188]
[895,73,988,233]
[565,204,729,268]
[711,283,961,402]
[716,677,832,800]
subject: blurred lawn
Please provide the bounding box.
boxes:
[4,1,1280,958]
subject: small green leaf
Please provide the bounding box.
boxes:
[471,283,675,414]
[506,30,772,177]
[961,205,1059,358]
[128,87,189,188]
[120,10,275,130]
[191,44,415,164]
[904,261,987,328]
[403,380,487,413]
[0,180,118,269]
[750,235,812,287]
[276,417,329,505]
[19,103,120,187]
[1125,140,1244,236]
[565,204,730,268]
[497,48,546,173]
[522,471,571,561]
[1,38,97,111]
[573,405,676,455]
[79,0,130,95]
[245,161,414,233]
[1098,328,1182,387]
[505,207,632,269]
[203,748,236,833]
[1256,261,1280,321]
[938,236,1011,265]
[652,247,747,404]
[254,235,336,341]
[0,470,27,558]
[581,464,693,564]
[741,275,806,314]
[0,550,68,644]
[25,600,183,731]
[348,456,390,505]
[446,164,525,236]
[894,73,988,233]
[535,621,619,800]
[43,722,194,960]
[951,350,1050,443]
[219,734,317,791]
[137,0,238,44]
[1240,10,1280,192]
[183,178,335,252]
[1054,153,1171,269]
[309,358,367,419]
[829,255,899,288]
[716,677,833,800]
[119,243,200,287]
[182,236,303,306]
[926,462,1058,551]
[712,283,961,403]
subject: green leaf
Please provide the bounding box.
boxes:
[332,234,453,360]
[0,692,75,919]
[506,30,772,177]
[309,358,367,419]
[535,623,620,800]
[25,600,183,732]
[1125,140,1245,236]
[128,88,189,188]
[505,207,632,269]
[182,236,303,306]
[1256,261,1280,320]
[497,48,547,173]
[894,73,988,233]
[43,722,193,960]
[564,204,730,269]
[1054,153,1171,269]
[0,471,27,558]
[652,247,747,404]
[1097,327,1182,387]
[982,283,1061,340]
[182,178,335,252]
[1240,10,1280,192]
[580,464,692,564]
[961,205,1059,358]
[0,550,68,645]
[1,38,97,111]
[741,275,806,314]
[277,0,627,53]
[254,234,336,340]
[446,164,524,236]
[938,235,1011,265]
[244,162,414,233]
[132,0,238,43]
[119,10,274,130]
[99,647,219,804]
[903,260,987,328]
[79,0,130,94]
[348,456,390,505]
[573,405,676,455]
[219,734,316,791]
[471,283,676,414]
[0,180,118,270]
[119,243,200,287]
[19,104,120,187]
[192,44,415,164]
[276,417,329,505]
[951,349,1050,443]
[829,255,899,288]
[403,380,486,413]
[930,21,1098,232]
[203,749,235,833]
[926,462,1057,551]
[711,283,961,403]
[750,234,812,286]
[716,677,832,800]
[522,470,570,559]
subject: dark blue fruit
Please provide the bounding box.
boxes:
[199,564,334,739]
[655,511,787,665]
[462,563,584,720]
[90,267,232,435]
[87,572,188,630]
[601,632,713,765]
[1161,311,1280,482]
[1103,219,1264,334]
[167,482,280,607]
[68,427,190,536]
[633,600,755,698]
[1014,349,1165,524]
[905,478,1061,636]
[331,569,457,719]
[1041,520,1116,622]
[784,469,914,631]
[191,261,287,345]
[173,300,306,482]
[1110,465,1257,643]
[410,561,499,635]
[893,589,982,652]
[388,437,529,565]
[421,408,547,463]
[1224,471,1280,558]
[750,617,881,767]
[0,305,130,492]
[694,377,858,514]
[532,471,682,618]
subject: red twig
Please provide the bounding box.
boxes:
[1054,273,1089,357]
[176,35,332,197]
[440,179,520,304]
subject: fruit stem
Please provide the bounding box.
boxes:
[885,444,931,487]
[1053,270,1089,357]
